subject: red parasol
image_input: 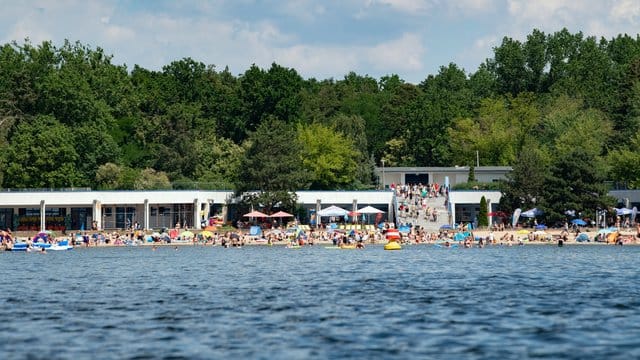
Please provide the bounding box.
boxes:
[269,211,294,218]
[243,211,269,218]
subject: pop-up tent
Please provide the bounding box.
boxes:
[317,205,348,217]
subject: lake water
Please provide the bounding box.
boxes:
[1,244,639,359]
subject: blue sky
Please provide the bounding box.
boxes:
[2,0,640,84]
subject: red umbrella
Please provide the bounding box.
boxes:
[243,211,269,218]
[488,211,508,217]
[270,211,294,218]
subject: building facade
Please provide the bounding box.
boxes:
[375,166,512,189]
[0,189,396,232]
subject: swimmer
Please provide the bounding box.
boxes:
[174,246,179,250]
[40,247,47,254]
[152,245,157,251]
[356,240,365,249]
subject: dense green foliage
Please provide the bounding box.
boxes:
[1,29,640,220]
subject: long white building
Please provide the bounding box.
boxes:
[0,189,396,232]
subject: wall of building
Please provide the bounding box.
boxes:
[0,190,397,231]
[448,191,503,226]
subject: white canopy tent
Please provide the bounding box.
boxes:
[317,205,349,217]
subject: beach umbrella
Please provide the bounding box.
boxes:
[317,205,349,217]
[571,219,587,226]
[357,206,385,214]
[270,211,294,218]
[521,208,543,218]
[615,208,633,216]
[357,206,385,224]
[488,211,508,217]
[243,210,269,218]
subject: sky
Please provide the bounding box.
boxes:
[1,0,640,84]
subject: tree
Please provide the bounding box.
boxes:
[468,165,476,182]
[607,132,640,189]
[135,168,172,190]
[478,196,489,228]
[95,163,122,190]
[192,135,245,190]
[493,36,527,95]
[541,147,615,223]
[236,118,309,213]
[499,141,550,215]
[298,122,359,189]
[239,63,304,134]
[410,63,474,165]
[4,115,82,188]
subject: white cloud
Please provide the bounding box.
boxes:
[373,0,433,13]
[366,33,424,71]
[506,0,590,28]
[264,33,425,80]
[279,0,327,21]
[448,0,496,13]
[610,0,640,23]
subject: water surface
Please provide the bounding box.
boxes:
[1,244,639,359]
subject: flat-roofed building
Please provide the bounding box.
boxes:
[375,166,512,189]
[0,189,396,232]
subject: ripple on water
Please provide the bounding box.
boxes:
[0,245,639,359]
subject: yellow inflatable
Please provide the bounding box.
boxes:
[384,241,401,250]
[384,229,402,250]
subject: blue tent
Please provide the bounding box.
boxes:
[250,226,262,236]
[576,233,589,242]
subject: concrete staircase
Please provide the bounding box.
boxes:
[397,194,450,233]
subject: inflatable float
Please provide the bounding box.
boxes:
[384,229,402,250]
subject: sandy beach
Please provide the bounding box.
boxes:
[5,224,639,249]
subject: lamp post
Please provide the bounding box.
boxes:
[381,159,385,190]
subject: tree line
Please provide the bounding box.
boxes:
[1,28,640,221]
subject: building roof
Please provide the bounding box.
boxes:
[374,166,512,173]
